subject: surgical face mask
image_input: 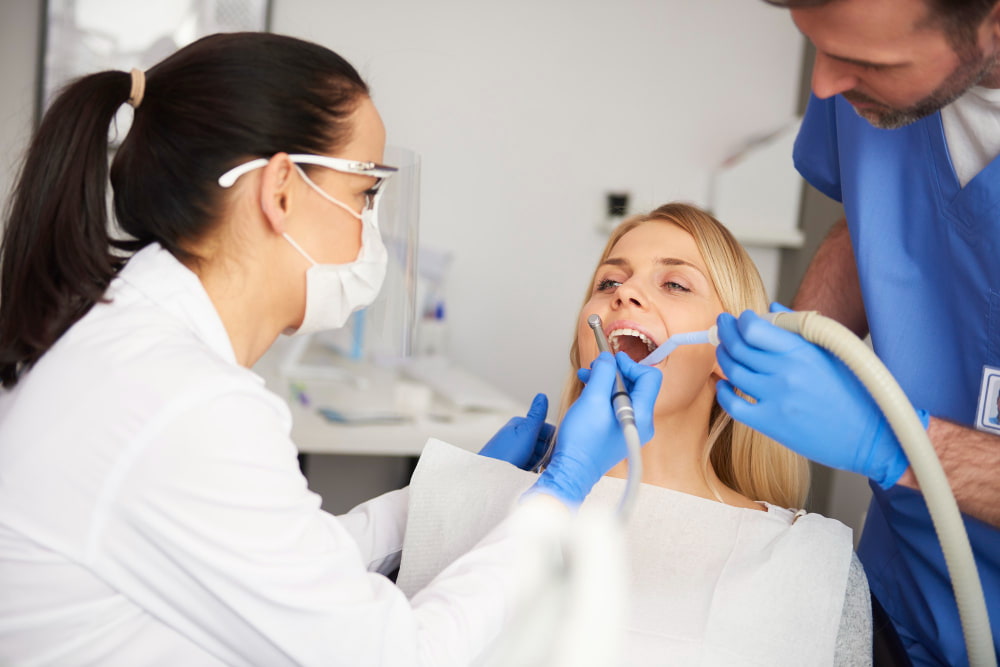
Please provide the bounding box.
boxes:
[280,166,388,335]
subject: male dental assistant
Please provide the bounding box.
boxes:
[715,0,1000,664]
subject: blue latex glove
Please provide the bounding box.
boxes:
[478,393,555,471]
[714,304,928,489]
[528,352,662,506]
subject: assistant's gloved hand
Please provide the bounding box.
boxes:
[527,352,662,506]
[714,304,928,489]
[478,393,555,471]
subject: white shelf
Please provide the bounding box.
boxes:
[254,339,518,457]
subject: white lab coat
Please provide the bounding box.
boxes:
[0,244,548,666]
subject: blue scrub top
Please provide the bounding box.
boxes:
[795,94,1000,667]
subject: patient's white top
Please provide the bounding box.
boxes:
[0,244,563,666]
[399,439,868,666]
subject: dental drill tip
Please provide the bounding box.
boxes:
[589,315,614,357]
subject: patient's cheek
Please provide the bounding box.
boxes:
[652,348,721,413]
[577,336,599,368]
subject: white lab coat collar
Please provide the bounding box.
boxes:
[115,243,238,367]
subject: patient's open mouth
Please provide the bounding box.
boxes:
[608,327,658,362]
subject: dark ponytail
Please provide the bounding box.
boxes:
[0,71,130,387]
[0,33,369,387]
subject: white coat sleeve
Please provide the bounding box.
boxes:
[334,487,409,576]
[90,383,555,666]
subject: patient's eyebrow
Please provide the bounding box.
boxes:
[655,257,706,276]
[602,256,707,277]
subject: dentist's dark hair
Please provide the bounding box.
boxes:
[0,32,369,388]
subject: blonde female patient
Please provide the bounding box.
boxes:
[396,203,872,666]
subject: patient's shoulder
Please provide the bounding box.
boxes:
[835,553,874,665]
[761,503,854,532]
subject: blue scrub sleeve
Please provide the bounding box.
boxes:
[794,94,844,203]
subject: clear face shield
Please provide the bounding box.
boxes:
[335,146,420,363]
[310,152,419,364]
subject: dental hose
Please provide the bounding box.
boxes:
[765,310,995,667]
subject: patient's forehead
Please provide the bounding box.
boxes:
[609,221,705,269]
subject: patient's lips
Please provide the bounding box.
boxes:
[605,320,660,362]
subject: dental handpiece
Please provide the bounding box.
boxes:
[529,315,639,475]
[588,314,643,518]
[587,314,636,430]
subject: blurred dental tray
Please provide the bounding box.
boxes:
[399,356,520,413]
[317,407,412,425]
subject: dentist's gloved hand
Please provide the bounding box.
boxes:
[714,304,928,489]
[478,393,555,471]
[527,352,662,507]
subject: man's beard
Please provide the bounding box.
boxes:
[844,50,997,129]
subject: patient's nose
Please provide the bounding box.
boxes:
[614,279,647,309]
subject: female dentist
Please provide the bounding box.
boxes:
[0,33,660,665]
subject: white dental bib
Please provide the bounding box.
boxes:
[398,440,856,666]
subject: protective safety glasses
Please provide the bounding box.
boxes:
[218,154,399,211]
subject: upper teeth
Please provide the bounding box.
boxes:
[608,328,656,353]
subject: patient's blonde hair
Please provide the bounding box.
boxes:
[561,202,810,508]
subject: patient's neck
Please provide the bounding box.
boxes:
[605,400,763,510]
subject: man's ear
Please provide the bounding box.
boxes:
[259,153,296,234]
[983,1,1000,48]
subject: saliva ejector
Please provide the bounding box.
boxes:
[638,327,720,366]
[637,309,995,667]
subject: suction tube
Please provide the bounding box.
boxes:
[768,311,995,667]
[587,314,643,519]
[639,328,719,366]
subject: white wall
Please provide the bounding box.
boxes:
[0,2,40,206]
[272,0,804,410]
[0,2,808,513]
[0,1,804,411]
